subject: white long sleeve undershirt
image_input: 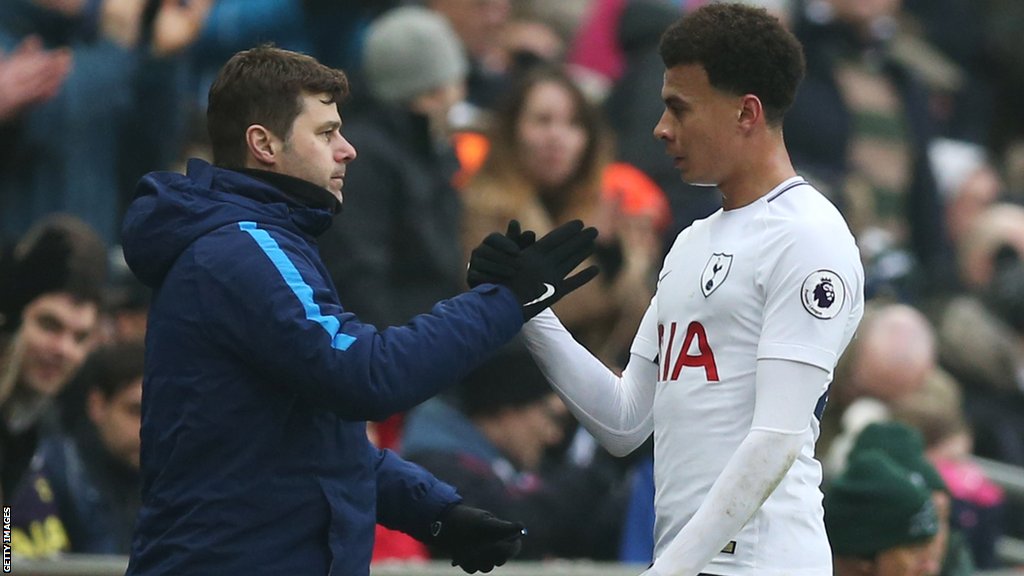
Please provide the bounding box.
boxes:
[520,309,655,457]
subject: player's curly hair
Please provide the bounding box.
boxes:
[659,3,805,125]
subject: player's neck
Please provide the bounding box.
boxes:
[719,140,796,211]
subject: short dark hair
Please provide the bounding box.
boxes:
[458,339,552,418]
[206,44,350,167]
[81,340,145,400]
[0,214,107,332]
[658,3,805,125]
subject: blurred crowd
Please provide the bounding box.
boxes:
[1,0,1024,573]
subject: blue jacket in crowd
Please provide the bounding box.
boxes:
[120,159,523,575]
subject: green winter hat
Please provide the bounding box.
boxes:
[851,421,948,493]
[825,450,939,557]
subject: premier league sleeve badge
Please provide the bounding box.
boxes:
[801,270,846,319]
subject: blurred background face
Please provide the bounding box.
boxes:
[516,80,587,191]
[89,377,143,469]
[430,0,510,61]
[945,165,1002,245]
[18,293,98,397]
[496,393,568,470]
[852,306,936,402]
[409,80,467,135]
[874,540,933,576]
[498,19,564,72]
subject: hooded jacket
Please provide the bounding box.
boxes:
[120,159,523,575]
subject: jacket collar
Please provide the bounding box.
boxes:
[184,159,336,238]
[237,168,341,215]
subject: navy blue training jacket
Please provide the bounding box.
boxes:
[120,159,523,575]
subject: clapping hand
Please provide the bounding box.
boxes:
[467,220,599,320]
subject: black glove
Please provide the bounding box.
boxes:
[466,220,535,287]
[467,220,599,320]
[503,219,537,250]
[429,504,526,573]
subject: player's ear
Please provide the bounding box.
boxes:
[246,124,278,165]
[736,95,762,129]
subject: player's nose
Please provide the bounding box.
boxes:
[654,111,673,141]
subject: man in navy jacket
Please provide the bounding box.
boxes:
[120,45,597,576]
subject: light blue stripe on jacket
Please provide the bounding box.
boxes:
[239,220,356,350]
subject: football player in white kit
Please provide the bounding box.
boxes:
[467,3,865,575]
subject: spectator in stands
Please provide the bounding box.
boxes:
[848,421,974,576]
[496,10,566,80]
[0,214,107,503]
[402,340,628,560]
[462,65,663,367]
[891,371,971,466]
[826,450,940,576]
[30,340,144,554]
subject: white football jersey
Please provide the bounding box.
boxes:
[630,177,864,575]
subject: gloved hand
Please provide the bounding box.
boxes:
[467,220,535,287]
[429,504,526,573]
[467,219,599,320]
[503,219,537,250]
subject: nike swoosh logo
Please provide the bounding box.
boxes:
[523,283,556,307]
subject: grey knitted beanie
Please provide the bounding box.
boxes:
[363,6,468,105]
